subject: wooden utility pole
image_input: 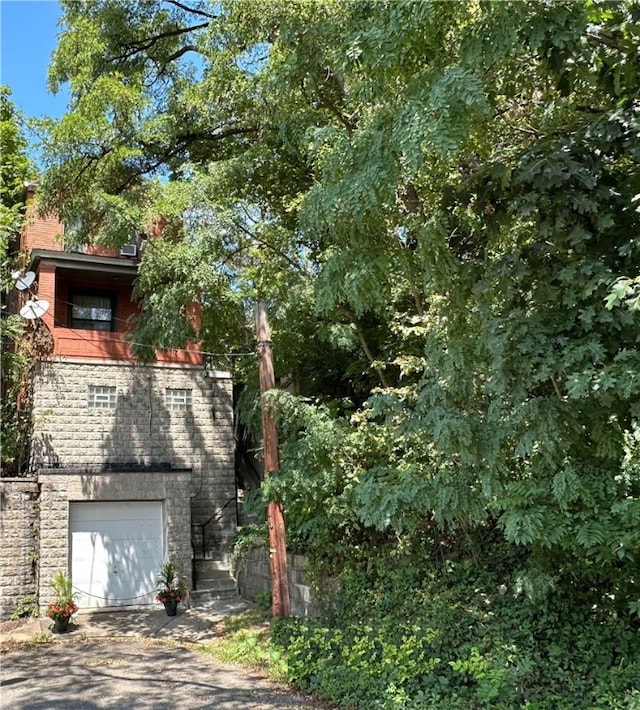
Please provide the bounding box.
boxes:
[255,302,290,617]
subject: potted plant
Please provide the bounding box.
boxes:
[46,570,78,634]
[155,559,187,616]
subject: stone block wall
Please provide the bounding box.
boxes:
[235,543,320,617]
[31,360,236,556]
[0,479,39,621]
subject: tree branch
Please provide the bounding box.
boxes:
[112,125,259,194]
[356,325,390,389]
[164,0,217,19]
[586,29,631,51]
[231,218,310,274]
[164,45,197,64]
[317,95,357,134]
[340,307,390,389]
[111,22,209,62]
[175,125,258,144]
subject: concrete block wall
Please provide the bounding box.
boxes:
[30,360,236,557]
[235,543,320,617]
[0,479,39,621]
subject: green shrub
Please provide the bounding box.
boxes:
[272,560,640,709]
[254,589,272,612]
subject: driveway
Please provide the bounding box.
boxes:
[0,600,326,709]
[1,638,322,709]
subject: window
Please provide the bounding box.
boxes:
[88,385,117,409]
[165,388,192,410]
[69,290,115,331]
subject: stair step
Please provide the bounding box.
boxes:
[190,586,239,602]
[194,558,232,571]
[193,552,233,566]
[192,556,237,598]
[194,577,236,590]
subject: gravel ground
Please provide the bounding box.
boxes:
[1,637,326,709]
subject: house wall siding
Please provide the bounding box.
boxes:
[31,360,236,556]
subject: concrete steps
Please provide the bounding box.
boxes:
[191,558,238,602]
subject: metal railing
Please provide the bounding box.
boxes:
[191,495,237,558]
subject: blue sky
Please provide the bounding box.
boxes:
[1,0,69,119]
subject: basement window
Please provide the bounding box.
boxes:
[88,385,117,409]
[165,388,192,410]
[69,290,115,331]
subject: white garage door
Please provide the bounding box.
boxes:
[70,502,164,609]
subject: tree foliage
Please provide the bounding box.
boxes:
[1,87,35,474]
[39,0,640,617]
[1,86,31,258]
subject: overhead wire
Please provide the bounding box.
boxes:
[17,285,253,363]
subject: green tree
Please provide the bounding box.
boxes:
[1,86,30,258]
[0,87,35,473]
[39,1,640,610]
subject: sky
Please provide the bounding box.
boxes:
[1,0,69,151]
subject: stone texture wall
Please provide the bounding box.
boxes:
[0,479,39,621]
[31,360,236,555]
[37,469,192,613]
[235,543,319,617]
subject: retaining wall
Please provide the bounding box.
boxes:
[235,542,319,617]
[0,479,39,620]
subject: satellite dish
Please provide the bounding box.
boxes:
[19,298,50,320]
[13,271,36,290]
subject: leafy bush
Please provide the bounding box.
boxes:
[10,593,38,620]
[230,523,269,566]
[272,555,640,709]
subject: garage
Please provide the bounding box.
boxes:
[70,501,164,609]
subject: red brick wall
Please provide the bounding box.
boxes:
[22,209,64,252]
[20,203,202,365]
[36,264,202,365]
[21,205,118,258]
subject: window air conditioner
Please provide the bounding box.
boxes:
[120,244,138,257]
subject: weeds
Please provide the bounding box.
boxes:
[203,610,287,682]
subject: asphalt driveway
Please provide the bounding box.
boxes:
[0,599,326,709]
[1,638,322,709]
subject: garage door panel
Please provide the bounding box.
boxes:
[70,502,164,609]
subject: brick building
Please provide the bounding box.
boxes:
[2,186,237,616]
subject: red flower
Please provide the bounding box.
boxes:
[46,600,78,621]
[156,586,182,604]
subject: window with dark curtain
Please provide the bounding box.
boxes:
[70,292,114,331]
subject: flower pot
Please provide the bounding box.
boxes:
[53,617,69,634]
[163,600,178,617]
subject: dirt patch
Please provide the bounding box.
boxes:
[0,618,31,634]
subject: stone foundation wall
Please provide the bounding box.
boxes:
[31,360,236,555]
[235,543,319,617]
[0,479,39,621]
